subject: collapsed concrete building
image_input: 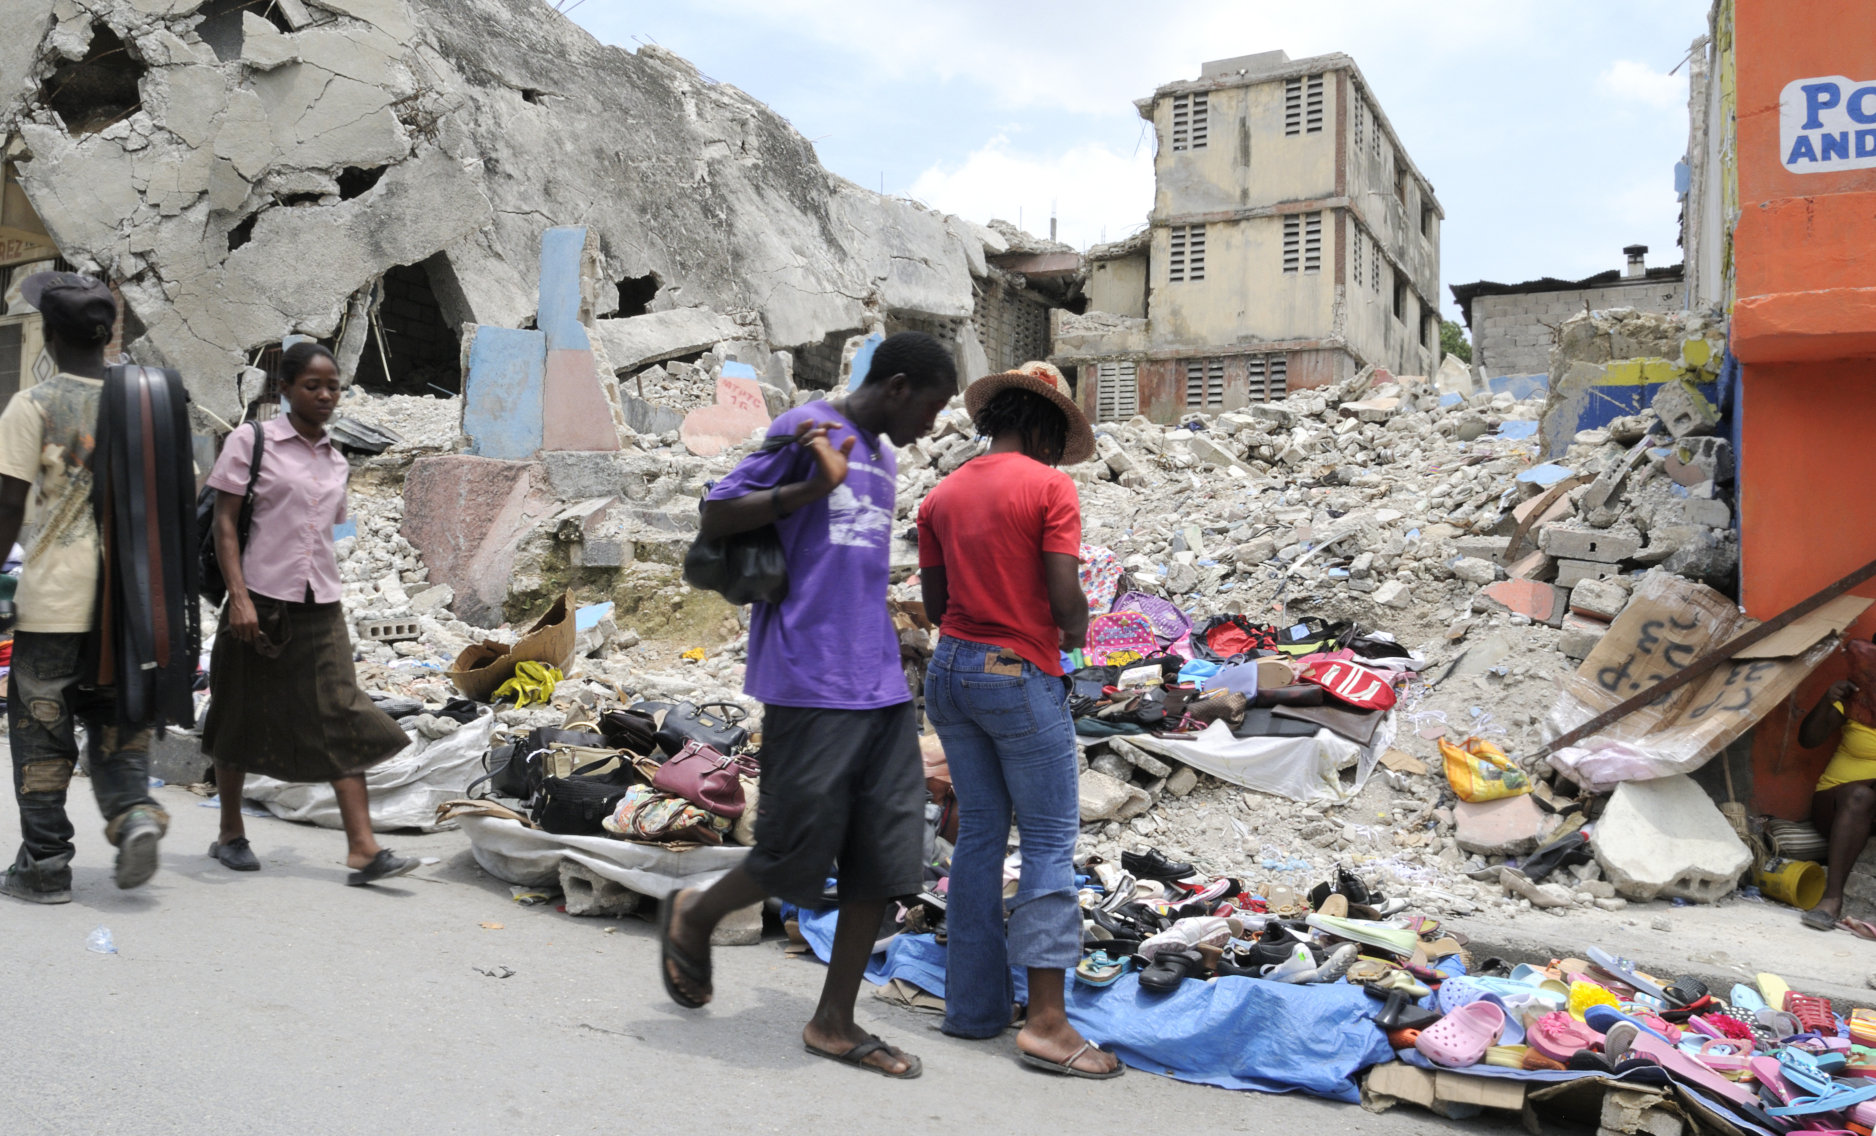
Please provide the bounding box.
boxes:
[1056,49,1444,425]
[1450,245,1688,381]
[0,0,1081,422]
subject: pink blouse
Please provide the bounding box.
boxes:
[205,415,348,604]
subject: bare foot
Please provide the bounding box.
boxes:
[803,1021,916,1076]
[664,889,713,1006]
[1017,1020,1120,1075]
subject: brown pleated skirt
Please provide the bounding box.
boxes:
[202,596,410,782]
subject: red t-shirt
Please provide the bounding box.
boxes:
[917,452,1082,676]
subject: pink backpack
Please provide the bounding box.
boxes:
[1086,611,1158,665]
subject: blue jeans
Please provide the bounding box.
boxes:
[925,636,1082,1038]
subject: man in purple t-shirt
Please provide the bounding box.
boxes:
[659,332,955,1079]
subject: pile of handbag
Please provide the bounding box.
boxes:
[469,700,760,847]
[1165,624,1423,748]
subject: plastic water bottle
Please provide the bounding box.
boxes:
[86,926,117,954]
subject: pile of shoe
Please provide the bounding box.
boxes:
[1380,948,1876,1133]
[1074,851,1458,996]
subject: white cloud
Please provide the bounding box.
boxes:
[1597,59,1687,111]
[908,135,1155,250]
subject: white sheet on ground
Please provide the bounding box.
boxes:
[243,712,498,832]
[458,814,748,897]
[1127,716,1386,804]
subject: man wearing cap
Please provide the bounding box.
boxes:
[0,271,166,904]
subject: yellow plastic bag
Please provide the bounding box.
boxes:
[492,660,562,708]
[1440,736,1531,803]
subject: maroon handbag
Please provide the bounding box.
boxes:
[651,741,760,819]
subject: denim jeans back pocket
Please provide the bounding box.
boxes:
[957,673,1040,740]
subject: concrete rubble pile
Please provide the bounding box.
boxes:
[309,305,1744,922]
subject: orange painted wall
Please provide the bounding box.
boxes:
[1734,0,1876,816]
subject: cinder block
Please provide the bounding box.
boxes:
[710,900,765,946]
[1664,436,1733,486]
[1540,522,1641,563]
[1568,577,1630,622]
[358,618,420,642]
[559,861,641,917]
[1652,380,1720,439]
[1555,558,1621,588]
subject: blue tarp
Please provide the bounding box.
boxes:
[792,908,1398,1100]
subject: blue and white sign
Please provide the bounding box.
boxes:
[1782,75,1876,173]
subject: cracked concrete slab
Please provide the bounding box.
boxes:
[0,0,1056,415]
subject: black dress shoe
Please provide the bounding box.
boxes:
[1122,848,1195,881]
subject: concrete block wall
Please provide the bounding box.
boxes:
[1473,280,1684,378]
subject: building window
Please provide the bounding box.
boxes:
[1246,354,1288,402]
[1351,229,1363,287]
[1394,159,1407,205]
[1286,75,1325,136]
[1422,312,1436,350]
[1285,212,1320,274]
[1168,224,1205,282]
[1171,92,1208,151]
[1095,360,1138,420]
[1353,98,1363,153]
[1369,242,1381,294]
[1420,204,1434,239]
[1392,275,1406,321]
[1184,359,1225,409]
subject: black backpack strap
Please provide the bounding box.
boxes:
[236,419,263,548]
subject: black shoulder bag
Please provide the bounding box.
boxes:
[198,420,264,608]
[682,434,794,605]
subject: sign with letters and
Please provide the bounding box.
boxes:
[1782,75,1876,173]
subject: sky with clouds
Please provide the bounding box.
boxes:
[566,0,1711,327]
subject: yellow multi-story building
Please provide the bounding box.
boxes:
[1060,50,1443,423]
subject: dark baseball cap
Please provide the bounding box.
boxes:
[20,271,116,346]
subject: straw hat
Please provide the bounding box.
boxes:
[963,360,1097,466]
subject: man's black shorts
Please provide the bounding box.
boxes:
[742,700,925,909]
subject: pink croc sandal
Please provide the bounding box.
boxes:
[1528,1011,1603,1063]
[1415,1001,1506,1068]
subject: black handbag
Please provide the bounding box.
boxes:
[531,758,641,835]
[681,435,795,605]
[638,700,751,757]
[597,707,659,756]
[467,727,609,801]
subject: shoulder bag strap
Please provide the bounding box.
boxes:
[236,419,264,550]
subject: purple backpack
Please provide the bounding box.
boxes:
[1111,591,1192,649]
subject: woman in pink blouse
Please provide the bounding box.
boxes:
[200,342,417,885]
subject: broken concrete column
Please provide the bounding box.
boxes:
[1592,774,1751,902]
[1539,522,1642,563]
[401,455,556,627]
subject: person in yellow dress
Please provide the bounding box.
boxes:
[1799,674,1876,930]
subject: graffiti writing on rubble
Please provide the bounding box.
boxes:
[1782,75,1876,173]
[719,380,766,415]
[1684,659,1783,722]
[1595,612,1709,696]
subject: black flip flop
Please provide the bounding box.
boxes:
[658,889,711,1009]
[803,1034,922,1079]
[1019,1041,1126,1080]
[345,849,417,887]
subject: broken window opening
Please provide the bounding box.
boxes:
[1246,354,1288,402]
[275,191,324,207]
[607,273,661,319]
[350,261,463,397]
[1169,224,1204,283]
[194,0,294,62]
[885,311,966,392]
[227,213,259,252]
[39,25,145,135]
[790,328,864,391]
[336,166,387,200]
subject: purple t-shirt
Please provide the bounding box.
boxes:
[706,402,907,710]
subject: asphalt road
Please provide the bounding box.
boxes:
[0,780,1525,1135]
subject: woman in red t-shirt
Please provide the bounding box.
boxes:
[917,363,1122,1079]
